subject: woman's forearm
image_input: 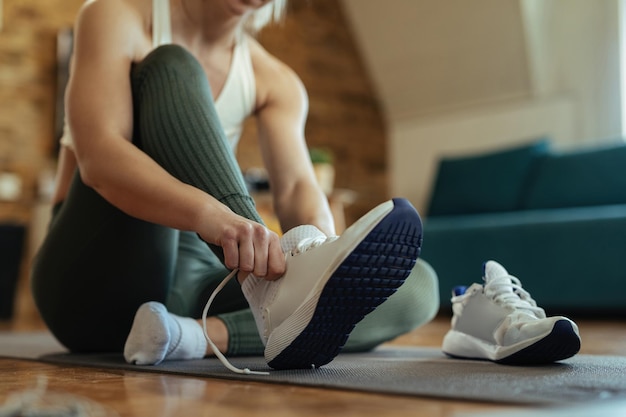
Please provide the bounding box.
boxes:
[77,136,227,237]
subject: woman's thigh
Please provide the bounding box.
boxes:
[31,172,179,352]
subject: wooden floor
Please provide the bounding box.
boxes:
[2,270,626,417]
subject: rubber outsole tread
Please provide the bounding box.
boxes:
[268,198,422,370]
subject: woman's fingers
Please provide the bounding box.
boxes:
[265,236,286,280]
[220,219,285,281]
[221,238,240,271]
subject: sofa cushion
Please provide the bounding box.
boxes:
[523,143,626,209]
[427,139,550,216]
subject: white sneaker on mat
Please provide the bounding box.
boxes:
[442,260,581,365]
[241,198,423,370]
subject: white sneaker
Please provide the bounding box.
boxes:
[442,261,581,365]
[241,198,423,370]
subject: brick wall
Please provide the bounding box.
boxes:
[0,0,83,222]
[0,0,387,226]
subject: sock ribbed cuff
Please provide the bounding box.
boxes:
[168,316,208,360]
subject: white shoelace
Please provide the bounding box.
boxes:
[201,233,338,375]
[484,275,545,317]
[201,269,270,376]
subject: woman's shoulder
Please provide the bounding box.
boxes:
[74,0,152,59]
[247,36,295,77]
[247,35,307,106]
[79,0,149,18]
[76,0,150,35]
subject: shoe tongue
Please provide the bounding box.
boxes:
[280,225,326,253]
[483,260,510,285]
[483,260,519,301]
[482,260,543,315]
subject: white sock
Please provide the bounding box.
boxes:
[123,301,207,365]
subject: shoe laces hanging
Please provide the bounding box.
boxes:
[201,269,270,376]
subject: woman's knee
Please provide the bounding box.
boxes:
[383,258,440,333]
[132,44,210,93]
[343,259,440,352]
[404,259,440,326]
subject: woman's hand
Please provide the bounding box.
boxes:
[199,210,286,282]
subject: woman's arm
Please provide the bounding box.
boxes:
[66,0,284,279]
[69,0,208,232]
[252,43,336,236]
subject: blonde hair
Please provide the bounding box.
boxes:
[243,0,288,34]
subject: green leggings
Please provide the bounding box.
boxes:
[31,45,439,355]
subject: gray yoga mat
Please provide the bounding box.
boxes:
[1,331,625,405]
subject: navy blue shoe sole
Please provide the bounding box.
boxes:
[267,198,423,370]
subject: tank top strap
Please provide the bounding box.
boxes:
[152,0,172,48]
[214,34,257,149]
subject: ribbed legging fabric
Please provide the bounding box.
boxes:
[31,44,440,357]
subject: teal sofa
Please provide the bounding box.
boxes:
[420,139,626,315]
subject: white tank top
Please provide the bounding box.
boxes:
[60,0,256,151]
